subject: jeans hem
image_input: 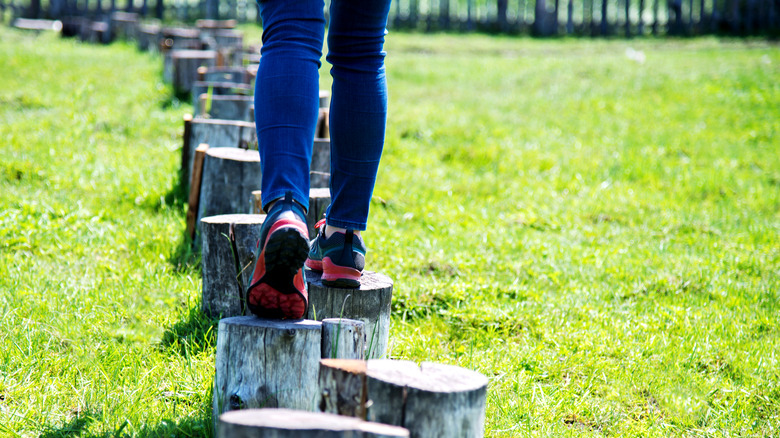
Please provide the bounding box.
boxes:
[326,217,368,231]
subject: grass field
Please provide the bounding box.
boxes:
[1,25,779,437]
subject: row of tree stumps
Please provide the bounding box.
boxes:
[119,16,489,437]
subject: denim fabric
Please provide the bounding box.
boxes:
[255,0,391,231]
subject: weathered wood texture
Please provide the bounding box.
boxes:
[219,408,409,438]
[213,318,323,432]
[12,18,63,32]
[317,108,330,139]
[172,50,217,95]
[318,359,369,419]
[196,18,237,29]
[197,66,252,85]
[186,143,210,238]
[137,23,161,51]
[319,90,331,109]
[322,318,366,360]
[197,147,261,228]
[191,81,253,107]
[306,271,393,359]
[317,359,489,438]
[198,94,254,121]
[183,118,256,192]
[251,188,330,238]
[312,138,330,174]
[110,11,138,40]
[310,171,331,189]
[200,214,265,318]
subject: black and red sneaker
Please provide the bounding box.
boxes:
[246,192,310,319]
[305,219,366,289]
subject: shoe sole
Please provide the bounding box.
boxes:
[247,223,310,319]
[321,257,361,289]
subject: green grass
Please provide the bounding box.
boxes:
[1,26,779,437]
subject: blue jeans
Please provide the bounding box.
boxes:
[255,0,391,231]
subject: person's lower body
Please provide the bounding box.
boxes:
[248,0,391,317]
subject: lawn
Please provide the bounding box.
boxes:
[1,25,778,437]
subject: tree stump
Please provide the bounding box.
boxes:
[322,318,366,360]
[196,18,237,30]
[137,23,161,51]
[191,81,253,107]
[213,317,323,432]
[186,143,210,239]
[172,50,217,95]
[110,11,138,40]
[310,171,331,189]
[200,214,265,318]
[197,147,261,232]
[319,90,331,109]
[197,66,252,85]
[198,94,254,121]
[317,359,489,438]
[306,271,393,359]
[218,409,409,438]
[312,138,330,174]
[183,118,256,193]
[317,108,330,139]
[251,188,330,238]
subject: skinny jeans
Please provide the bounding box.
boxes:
[255,0,391,231]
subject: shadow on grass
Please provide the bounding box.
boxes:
[159,297,219,358]
[39,412,213,438]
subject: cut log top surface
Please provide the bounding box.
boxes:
[192,117,254,128]
[220,316,321,331]
[171,50,217,58]
[193,81,253,90]
[221,409,408,435]
[197,19,237,29]
[201,213,265,225]
[310,187,330,198]
[307,270,392,292]
[368,360,489,393]
[206,147,259,162]
[321,358,368,374]
[162,27,200,38]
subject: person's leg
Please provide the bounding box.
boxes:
[247,0,325,319]
[325,0,392,231]
[305,0,391,288]
[254,0,325,212]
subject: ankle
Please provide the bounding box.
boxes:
[325,225,361,238]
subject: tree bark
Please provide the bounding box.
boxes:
[306,271,393,359]
[200,214,265,318]
[322,318,366,360]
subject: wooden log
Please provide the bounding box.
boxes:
[197,147,261,232]
[181,114,193,185]
[310,171,331,190]
[197,66,251,85]
[12,18,62,32]
[213,317,323,432]
[200,214,265,318]
[172,50,217,95]
[306,271,393,359]
[198,94,253,121]
[321,318,366,360]
[110,11,138,40]
[137,22,160,51]
[317,359,489,438]
[183,118,256,193]
[191,81,253,108]
[196,18,237,29]
[186,143,210,239]
[218,408,409,438]
[317,108,330,139]
[320,89,331,109]
[251,187,330,238]
[312,138,330,174]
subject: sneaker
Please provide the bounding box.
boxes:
[305,219,366,289]
[246,192,310,319]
